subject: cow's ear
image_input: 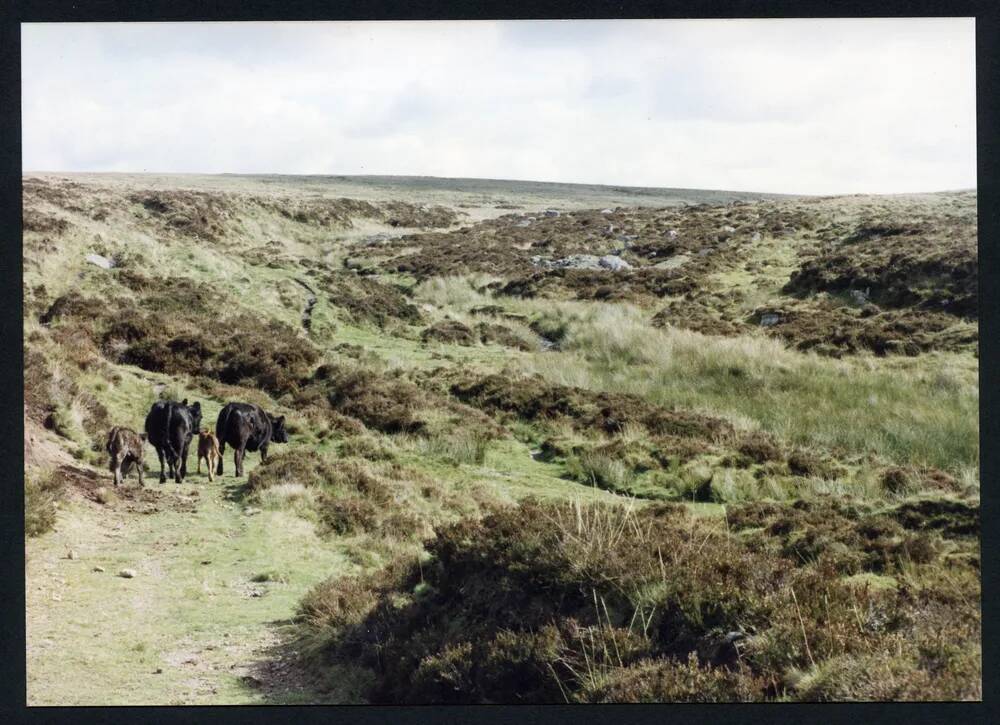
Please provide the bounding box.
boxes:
[182,398,188,406]
[277,416,285,425]
[140,433,148,442]
[191,401,201,411]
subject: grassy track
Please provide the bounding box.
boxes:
[25,455,357,705]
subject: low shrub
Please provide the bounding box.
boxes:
[25,469,63,537]
[293,495,979,703]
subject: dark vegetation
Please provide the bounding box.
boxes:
[421,319,534,350]
[40,276,319,398]
[130,190,461,242]
[314,271,424,328]
[784,219,977,317]
[448,372,733,439]
[296,496,980,702]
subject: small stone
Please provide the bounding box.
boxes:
[598,255,632,272]
[66,550,78,560]
[85,253,115,270]
[119,569,136,578]
[154,668,163,674]
[201,560,211,566]
[92,566,105,573]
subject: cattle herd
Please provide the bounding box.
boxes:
[104,399,288,486]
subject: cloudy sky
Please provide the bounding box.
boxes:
[22,19,976,194]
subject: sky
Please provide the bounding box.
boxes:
[21,19,976,195]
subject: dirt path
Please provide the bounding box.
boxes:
[25,459,351,705]
[293,277,318,331]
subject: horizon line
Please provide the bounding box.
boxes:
[20,170,979,198]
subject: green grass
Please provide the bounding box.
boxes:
[25,463,354,705]
[515,302,978,475]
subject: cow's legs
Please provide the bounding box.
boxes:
[178,441,190,483]
[197,453,201,473]
[217,442,225,477]
[260,444,269,464]
[112,458,122,487]
[236,445,247,477]
[136,456,145,487]
[156,447,167,484]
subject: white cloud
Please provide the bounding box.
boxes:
[21,18,976,194]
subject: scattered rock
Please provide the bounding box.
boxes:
[359,232,394,246]
[532,254,632,272]
[66,549,78,560]
[598,255,632,272]
[153,668,163,674]
[850,288,870,305]
[723,225,737,233]
[543,209,560,218]
[667,229,679,238]
[85,253,115,270]
[119,569,136,578]
[599,209,613,215]
[243,507,262,516]
[201,560,211,565]
[759,313,782,328]
[92,566,105,573]
[515,219,532,228]
[751,231,762,242]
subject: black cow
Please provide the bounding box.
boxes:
[215,402,288,477]
[144,398,202,484]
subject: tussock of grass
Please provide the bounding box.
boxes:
[565,450,636,493]
[400,428,492,466]
[413,274,499,309]
[25,469,63,537]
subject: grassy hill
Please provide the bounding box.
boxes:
[23,173,979,704]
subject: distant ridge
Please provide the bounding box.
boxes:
[214,172,797,201]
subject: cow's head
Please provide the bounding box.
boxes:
[188,401,203,431]
[269,414,288,443]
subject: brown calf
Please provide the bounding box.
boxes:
[197,430,221,482]
[106,426,147,487]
